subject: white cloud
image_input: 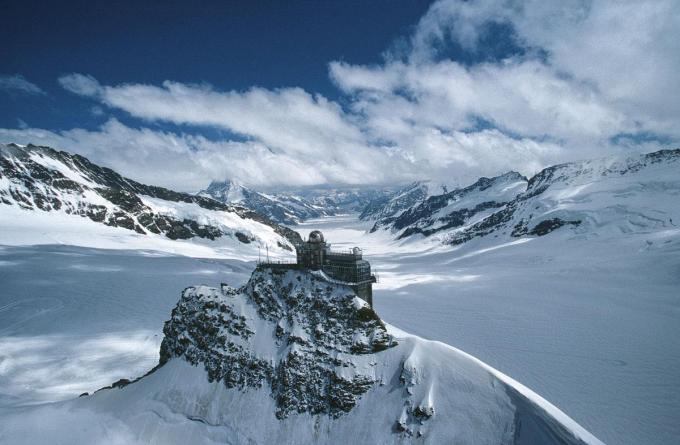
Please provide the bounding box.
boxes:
[328,0,680,183]
[0,75,45,95]
[396,0,680,138]
[45,74,569,189]
[330,59,629,142]
[3,1,677,191]
[0,119,411,191]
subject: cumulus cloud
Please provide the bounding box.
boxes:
[52,79,423,187]
[46,74,570,188]
[3,1,678,190]
[0,74,45,95]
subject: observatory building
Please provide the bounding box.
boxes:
[260,230,377,306]
[296,230,376,306]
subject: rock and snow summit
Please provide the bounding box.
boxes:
[0,266,603,444]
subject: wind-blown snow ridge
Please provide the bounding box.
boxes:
[0,266,604,444]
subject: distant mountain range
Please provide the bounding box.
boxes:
[199,180,328,225]
[4,143,678,250]
[361,149,680,245]
[199,179,396,225]
[0,143,301,249]
[360,173,527,238]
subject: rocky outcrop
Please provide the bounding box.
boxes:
[159,267,395,419]
[65,265,601,444]
[200,180,326,226]
[360,181,430,227]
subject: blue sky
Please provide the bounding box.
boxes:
[1,1,678,191]
[1,1,431,131]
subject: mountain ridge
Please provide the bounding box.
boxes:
[362,171,528,239]
[0,143,301,248]
[200,179,397,225]
[445,148,680,245]
[360,149,680,246]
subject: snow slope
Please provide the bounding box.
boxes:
[0,244,255,408]
[1,148,678,444]
[199,179,327,225]
[359,180,432,224]
[446,149,680,244]
[364,150,680,248]
[0,143,299,254]
[0,268,602,445]
[295,210,680,445]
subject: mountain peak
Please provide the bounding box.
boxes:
[202,179,248,203]
[51,264,601,444]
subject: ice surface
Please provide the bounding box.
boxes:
[0,244,253,407]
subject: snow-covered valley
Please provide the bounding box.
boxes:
[1,211,678,443]
[0,246,602,444]
[1,148,679,444]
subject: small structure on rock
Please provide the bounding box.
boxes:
[260,230,377,306]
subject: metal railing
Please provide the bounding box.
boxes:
[257,259,299,267]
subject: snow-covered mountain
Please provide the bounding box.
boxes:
[359,180,432,227]
[0,143,300,250]
[201,180,396,225]
[0,266,602,445]
[199,180,326,225]
[199,179,249,203]
[298,186,396,215]
[365,172,528,239]
[365,149,680,245]
[444,149,680,245]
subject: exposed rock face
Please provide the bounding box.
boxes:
[40,266,601,444]
[300,186,396,215]
[0,143,301,246]
[363,149,680,246]
[159,267,395,419]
